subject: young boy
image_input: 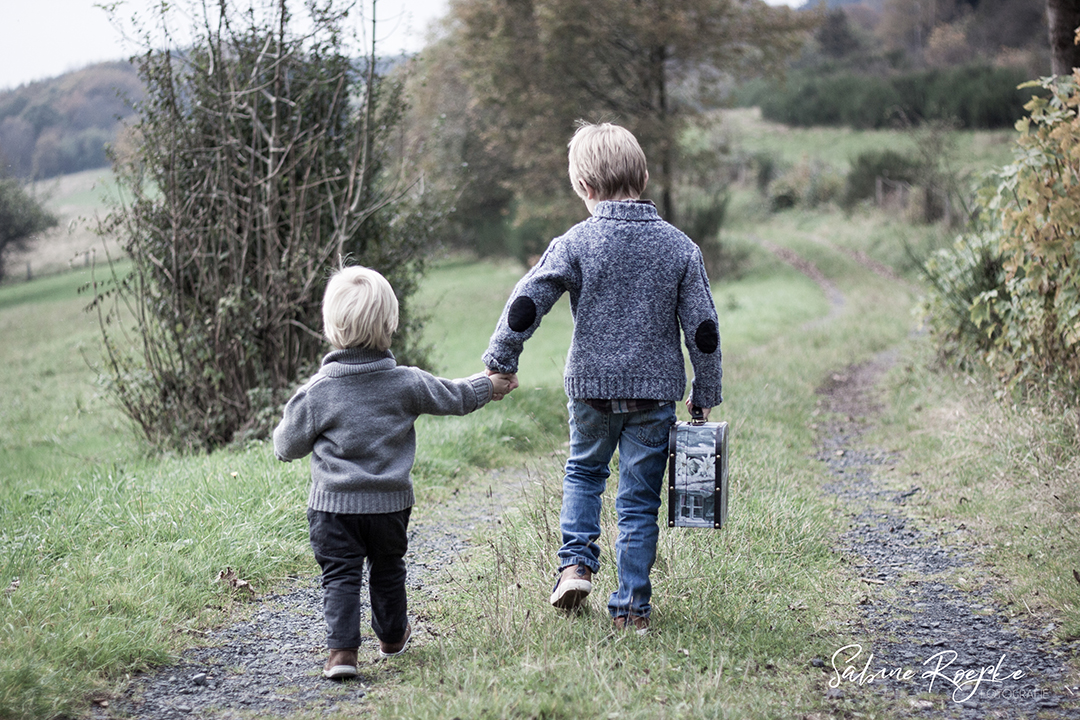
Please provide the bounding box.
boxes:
[483,123,722,632]
[274,266,516,678]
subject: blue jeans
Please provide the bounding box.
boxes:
[558,399,675,618]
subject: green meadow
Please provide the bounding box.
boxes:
[2,120,1078,719]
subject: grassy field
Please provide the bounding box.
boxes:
[720,107,1018,177]
[1,118,1078,719]
[376,230,917,720]
[3,169,125,282]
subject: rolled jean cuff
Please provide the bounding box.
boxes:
[560,556,599,573]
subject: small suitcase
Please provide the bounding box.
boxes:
[667,410,729,529]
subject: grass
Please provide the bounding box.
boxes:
[721,107,1018,176]
[0,268,136,480]
[0,270,315,716]
[368,216,919,719]
[33,168,123,210]
[2,115,1078,719]
[2,221,896,719]
[870,341,1080,639]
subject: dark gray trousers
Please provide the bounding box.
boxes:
[307,506,411,649]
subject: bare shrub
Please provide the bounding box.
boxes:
[89,0,434,451]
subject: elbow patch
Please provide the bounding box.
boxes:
[694,320,719,354]
[508,296,537,332]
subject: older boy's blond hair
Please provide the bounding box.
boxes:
[567,122,648,201]
[322,266,399,351]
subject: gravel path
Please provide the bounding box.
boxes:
[91,241,1080,719]
[762,235,1080,715]
[816,356,1080,718]
[93,469,527,720]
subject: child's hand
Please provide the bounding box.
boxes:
[685,398,711,421]
[488,372,518,401]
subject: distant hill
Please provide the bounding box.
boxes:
[0,53,412,183]
[0,61,143,181]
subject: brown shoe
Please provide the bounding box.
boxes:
[323,648,359,679]
[378,623,412,658]
[549,564,593,610]
[613,615,650,634]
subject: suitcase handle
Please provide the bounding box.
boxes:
[690,405,705,425]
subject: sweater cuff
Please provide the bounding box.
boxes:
[690,383,723,409]
[468,373,494,406]
[482,350,518,375]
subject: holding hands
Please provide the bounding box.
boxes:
[685,398,711,421]
[487,369,519,401]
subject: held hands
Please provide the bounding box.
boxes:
[486,369,519,401]
[685,398,711,421]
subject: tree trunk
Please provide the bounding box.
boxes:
[1046,0,1080,75]
[651,43,675,224]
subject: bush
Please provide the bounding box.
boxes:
[767,157,844,211]
[91,2,434,452]
[0,172,57,280]
[673,121,747,278]
[922,73,1080,401]
[747,64,1035,130]
[677,189,748,279]
[920,227,1008,361]
[843,149,923,208]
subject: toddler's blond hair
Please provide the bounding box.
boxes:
[322,266,399,350]
[567,122,648,201]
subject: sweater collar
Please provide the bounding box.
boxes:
[590,199,659,222]
[321,347,396,376]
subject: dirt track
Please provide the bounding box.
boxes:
[815,356,1080,718]
[93,470,528,719]
[86,238,1080,719]
[758,235,1080,718]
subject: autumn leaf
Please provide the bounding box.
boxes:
[216,567,254,596]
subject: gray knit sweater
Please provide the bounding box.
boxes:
[483,200,722,408]
[273,347,494,514]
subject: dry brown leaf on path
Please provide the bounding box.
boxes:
[216,567,255,596]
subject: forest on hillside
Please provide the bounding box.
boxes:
[737,0,1050,127]
[819,0,1047,69]
[0,0,1051,183]
[0,62,142,180]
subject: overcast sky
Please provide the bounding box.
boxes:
[0,0,451,91]
[0,0,801,92]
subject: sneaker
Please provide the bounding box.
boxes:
[378,623,412,658]
[323,648,359,679]
[613,615,650,635]
[549,564,593,609]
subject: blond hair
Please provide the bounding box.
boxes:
[322,266,399,350]
[567,122,648,201]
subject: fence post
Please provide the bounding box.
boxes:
[25,262,31,281]
[875,176,883,206]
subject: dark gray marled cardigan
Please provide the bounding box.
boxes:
[273,347,493,514]
[483,200,722,408]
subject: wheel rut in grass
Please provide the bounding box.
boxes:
[93,469,527,720]
[814,356,1080,719]
[753,235,846,326]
